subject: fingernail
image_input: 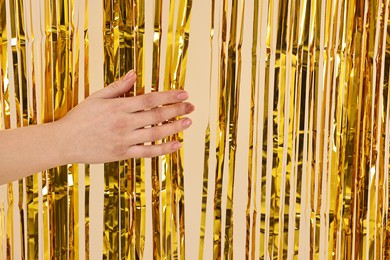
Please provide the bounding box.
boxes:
[172,141,182,150]
[177,91,189,100]
[185,104,195,113]
[182,118,192,128]
[124,70,136,80]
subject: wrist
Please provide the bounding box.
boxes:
[50,119,76,165]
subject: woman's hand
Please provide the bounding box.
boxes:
[0,70,194,183]
[58,70,194,163]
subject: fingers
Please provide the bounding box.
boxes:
[131,102,195,128]
[126,141,182,158]
[117,89,190,112]
[89,70,137,99]
[129,117,192,144]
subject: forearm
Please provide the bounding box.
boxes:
[0,122,69,184]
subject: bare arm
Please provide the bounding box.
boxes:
[0,70,194,184]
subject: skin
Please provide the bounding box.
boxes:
[0,70,194,184]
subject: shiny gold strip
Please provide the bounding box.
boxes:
[133,1,146,258]
[6,184,14,259]
[13,0,28,128]
[102,0,120,258]
[151,1,162,258]
[51,167,68,260]
[25,174,38,259]
[222,0,244,258]
[252,1,269,258]
[103,161,120,260]
[122,2,136,253]
[372,1,389,258]
[53,0,72,120]
[72,1,89,258]
[41,0,54,124]
[83,0,90,258]
[128,160,136,259]
[382,3,390,258]
[135,159,146,258]
[245,0,261,258]
[41,1,55,258]
[261,0,277,257]
[369,1,390,258]
[69,164,78,260]
[18,179,25,260]
[54,0,73,257]
[2,8,17,252]
[161,2,176,256]
[68,1,79,258]
[350,0,369,258]
[42,172,51,259]
[0,0,6,132]
[284,0,297,258]
[174,2,192,258]
[84,164,90,260]
[212,0,228,257]
[361,0,379,258]
[24,0,37,257]
[385,12,390,256]
[159,0,192,258]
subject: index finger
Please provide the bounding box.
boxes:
[117,90,189,112]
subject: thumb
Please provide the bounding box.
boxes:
[89,70,136,99]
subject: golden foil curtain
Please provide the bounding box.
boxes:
[2,0,390,259]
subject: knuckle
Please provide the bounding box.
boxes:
[143,94,155,108]
[150,127,162,141]
[110,138,126,157]
[110,116,125,130]
[153,108,165,123]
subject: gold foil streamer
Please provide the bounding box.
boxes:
[151,0,162,258]
[160,1,192,258]
[83,0,90,258]
[103,0,129,258]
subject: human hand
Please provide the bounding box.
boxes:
[56,70,194,164]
